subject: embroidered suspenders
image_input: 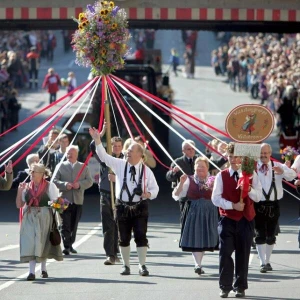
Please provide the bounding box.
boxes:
[119,162,144,204]
[262,160,278,202]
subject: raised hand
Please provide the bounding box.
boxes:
[5,160,13,174]
[89,127,101,145]
[179,174,188,184]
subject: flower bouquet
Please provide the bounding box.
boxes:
[280,146,299,162]
[48,197,69,214]
[72,1,131,76]
[238,156,256,200]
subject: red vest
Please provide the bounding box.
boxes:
[187,176,212,200]
[220,169,255,221]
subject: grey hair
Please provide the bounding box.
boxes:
[261,143,272,153]
[66,145,79,153]
[182,139,195,150]
[26,153,39,167]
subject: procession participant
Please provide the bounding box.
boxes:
[38,129,60,174]
[90,135,124,265]
[255,143,296,273]
[89,127,159,276]
[134,136,156,168]
[53,145,93,255]
[166,140,227,223]
[16,163,63,281]
[172,157,218,275]
[55,134,70,162]
[12,154,39,188]
[0,160,13,190]
[212,142,262,298]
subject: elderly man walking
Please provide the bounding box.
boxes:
[53,145,93,255]
[255,143,296,273]
[89,127,159,276]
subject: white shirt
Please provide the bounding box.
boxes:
[257,160,296,201]
[96,143,159,202]
[291,155,300,173]
[211,167,262,210]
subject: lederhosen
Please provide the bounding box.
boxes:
[115,162,149,247]
[255,161,280,245]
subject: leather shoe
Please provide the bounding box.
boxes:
[70,247,77,254]
[115,256,120,263]
[139,265,149,276]
[219,290,230,298]
[260,264,267,273]
[104,256,116,265]
[194,266,205,275]
[235,289,245,298]
[40,271,48,278]
[120,265,130,275]
[265,263,273,271]
[63,249,70,255]
[27,273,35,281]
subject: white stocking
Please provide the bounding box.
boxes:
[136,247,147,267]
[265,244,274,264]
[120,246,130,267]
[29,260,36,274]
[256,244,266,265]
[192,252,204,267]
[41,260,47,272]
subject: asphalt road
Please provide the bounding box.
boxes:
[0,30,300,300]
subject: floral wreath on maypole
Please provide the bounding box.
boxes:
[72,1,130,76]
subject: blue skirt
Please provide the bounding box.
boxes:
[180,199,218,252]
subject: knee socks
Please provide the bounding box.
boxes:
[256,244,266,265]
[265,244,274,264]
[136,247,147,267]
[120,246,130,267]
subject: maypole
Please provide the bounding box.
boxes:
[71,1,131,209]
[103,75,115,208]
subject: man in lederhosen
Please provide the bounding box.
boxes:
[255,143,296,273]
[89,127,159,276]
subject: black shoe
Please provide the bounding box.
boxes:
[27,273,35,281]
[120,265,130,275]
[265,263,273,271]
[70,247,77,254]
[104,256,116,265]
[63,249,70,255]
[235,289,245,298]
[219,290,230,298]
[260,264,267,273]
[40,271,48,278]
[139,265,149,276]
[194,266,205,275]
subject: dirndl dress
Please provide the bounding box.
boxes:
[180,179,218,252]
[20,190,63,263]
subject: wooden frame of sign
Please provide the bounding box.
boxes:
[225,104,275,202]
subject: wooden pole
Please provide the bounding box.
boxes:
[103,76,115,209]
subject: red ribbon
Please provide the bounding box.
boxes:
[237,171,252,199]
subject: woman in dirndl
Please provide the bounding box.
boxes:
[16,163,63,281]
[173,157,218,275]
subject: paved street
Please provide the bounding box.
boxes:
[0,30,300,300]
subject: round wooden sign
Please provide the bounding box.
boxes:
[225,104,274,143]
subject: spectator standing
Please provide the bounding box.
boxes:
[26,46,40,89]
[42,68,61,104]
[7,89,21,130]
[46,31,56,62]
[169,48,180,77]
[67,71,77,96]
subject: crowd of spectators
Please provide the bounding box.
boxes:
[212,33,300,145]
[0,30,61,133]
